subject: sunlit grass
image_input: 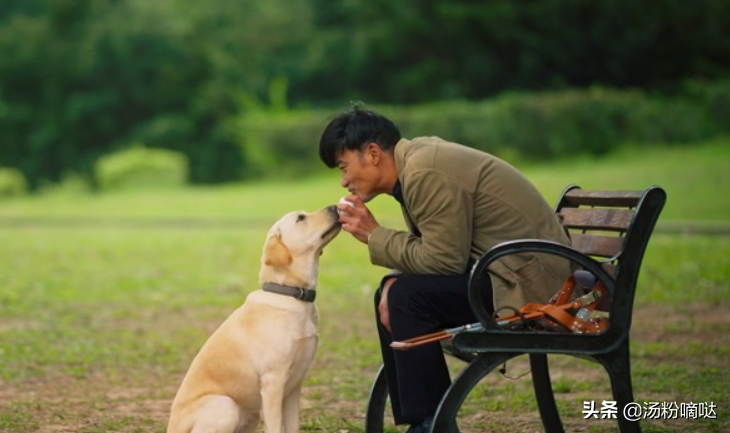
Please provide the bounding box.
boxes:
[1,139,728,224]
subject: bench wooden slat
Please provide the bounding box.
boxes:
[602,263,617,276]
[570,233,625,258]
[560,207,635,231]
[563,189,643,207]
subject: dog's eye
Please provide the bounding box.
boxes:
[296,214,306,223]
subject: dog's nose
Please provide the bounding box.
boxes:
[326,204,338,215]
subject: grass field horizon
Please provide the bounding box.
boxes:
[1,140,729,224]
[1,141,728,432]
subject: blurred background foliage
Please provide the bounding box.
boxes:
[0,0,729,191]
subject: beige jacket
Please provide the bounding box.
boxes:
[367,137,574,311]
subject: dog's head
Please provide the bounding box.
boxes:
[259,205,341,288]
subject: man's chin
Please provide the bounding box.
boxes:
[357,193,376,204]
[348,189,380,203]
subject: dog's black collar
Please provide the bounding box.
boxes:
[262,282,316,303]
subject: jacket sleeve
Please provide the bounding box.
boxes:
[368,169,473,275]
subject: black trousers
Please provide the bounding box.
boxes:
[374,273,494,426]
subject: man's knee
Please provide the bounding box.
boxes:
[375,275,398,300]
[386,277,418,312]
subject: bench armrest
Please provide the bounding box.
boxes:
[468,239,616,330]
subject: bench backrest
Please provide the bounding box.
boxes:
[554,185,667,332]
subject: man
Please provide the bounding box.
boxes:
[318,104,573,433]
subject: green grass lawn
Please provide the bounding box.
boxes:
[1,141,729,432]
[1,139,728,224]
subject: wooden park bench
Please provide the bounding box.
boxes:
[365,184,667,433]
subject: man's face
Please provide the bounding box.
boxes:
[336,148,382,203]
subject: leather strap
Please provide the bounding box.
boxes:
[262,282,316,302]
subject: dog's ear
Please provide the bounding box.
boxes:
[263,233,293,267]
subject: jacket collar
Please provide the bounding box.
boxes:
[393,137,411,180]
[392,138,412,204]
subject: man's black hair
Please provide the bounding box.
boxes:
[318,102,401,168]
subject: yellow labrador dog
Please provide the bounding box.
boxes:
[167,205,341,433]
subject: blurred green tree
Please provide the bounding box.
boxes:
[297,0,730,103]
[0,0,728,188]
[0,0,317,188]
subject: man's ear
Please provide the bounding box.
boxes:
[263,233,293,267]
[365,142,382,165]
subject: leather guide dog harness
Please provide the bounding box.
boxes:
[262,282,317,303]
[390,270,609,350]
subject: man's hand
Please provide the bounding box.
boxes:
[337,194,380,244]
[378,277,398,332]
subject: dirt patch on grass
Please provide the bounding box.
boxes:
[1,303,727,433]
[0,376,177,433]
[632,303,730,345]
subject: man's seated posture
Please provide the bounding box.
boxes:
[318,104,573,433]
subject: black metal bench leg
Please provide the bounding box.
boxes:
[365,364,389,433]
[595,341,642,433]
[530,353,565,433]
[431,352,518,433]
